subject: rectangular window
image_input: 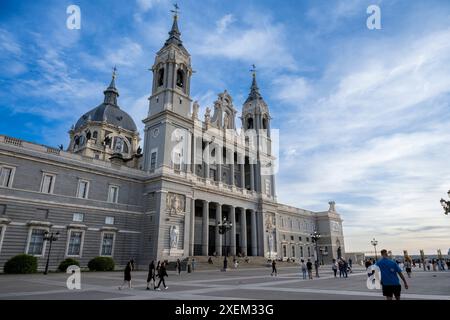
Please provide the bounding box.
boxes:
[282,234,286,240]
[105,216,114,225]
[107,185,119,203]
[150,150,157,172]
[40,173,55,194]
[300,246,303,257]
[0,204,6,215]
[265,180,271,195]
[0,166,14,188]
[307,247,311,257]
[27,229,46,256]
[101,233,114,256]
[67,230,83,256]
[290,235,294,241]
[299,236,302,241]
[173,151,182,171]
[209,169,216,181]
[77,180,89,199]
[306,237,309,242]
[292,246,295,257]
[73,213,84,222]
[283,245,287,257]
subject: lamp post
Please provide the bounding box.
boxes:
[371,238,378,262]
[311,230,321,277]
[439,190,450,215]
[218,217,232,271]
[43,231,59,275]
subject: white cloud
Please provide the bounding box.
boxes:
[191,14,296,71]
[136,0,165,12]
[216,14,235,34]
[274,28,450,254]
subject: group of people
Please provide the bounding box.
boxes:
[332,258,351,278]
[118,258,198,291]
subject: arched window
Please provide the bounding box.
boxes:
[92,131,98,142]
[262,117,268,129]
[176,69,184,88]
[247,117,254,129]
[113,136,130,154]
[158,68,164,87]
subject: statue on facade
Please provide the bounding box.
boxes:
[114,137,123,153]
[268,232,274,253]
[223,112,229,129]
[170,225,179,249]
[328,201,336,212]
[337,246,342,259]
[205,107,211,124]
[166,193,185,215]
[192,101,199,120]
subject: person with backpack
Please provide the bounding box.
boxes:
[300,259,307,279]
[332,259,338,277]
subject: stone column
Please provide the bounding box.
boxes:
[240,163,245,189]
[215,203,222,256]
[230,206,236,256]
[204,162,209,179]
[189,198,195,256]
[250,164,255,191]
[202,200,209,256]
[251,209,258,256]
[230,163,235,186]
[240,208,247,256]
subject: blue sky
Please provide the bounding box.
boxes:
[1,0,450,254]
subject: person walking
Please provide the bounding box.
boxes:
[338,259,345,278]
[271,260,277,276]
[365,259,373,278]
[404,259,412,278]
[376,249,408,300]
[176,259,181,275]
[155,262,169,290]
[306,259,313,279]
[192,258,196,272]
[332,259,338,278]
[314,259,320,278]
[300,259,307,279]
[119,259,134,290]
[348,258,353,269]
[342,259,348,278]
[146,260,156,290]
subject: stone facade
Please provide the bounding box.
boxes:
[0,14,345,271]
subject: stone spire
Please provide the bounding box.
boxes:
[245,65,263,104]
[104,66,119,106]
[164,4,183,48]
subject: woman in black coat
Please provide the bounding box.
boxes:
[146,260,156,290]
[119,259,134,290]
[155,262,169,290]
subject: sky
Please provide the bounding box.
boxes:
[1,0,450,255]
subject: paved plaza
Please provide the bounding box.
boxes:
[0,265,449,300]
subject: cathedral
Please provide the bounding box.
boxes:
[0,13,345,271]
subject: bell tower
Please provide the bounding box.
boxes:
[147,8,193,118]
[241,66,276,199]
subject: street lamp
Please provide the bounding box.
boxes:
[43,230,59,275]
[371,238,378,262]
[311,230,321,277]
[218,217,232,271]
[439,190,450,215]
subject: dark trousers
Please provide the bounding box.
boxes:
[333,269,337,277]
[156,276,166,288]
[271,267,277,274]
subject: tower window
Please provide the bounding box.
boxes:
[247,117,254,129]
[158,68,164,87]
[263,117,268,129]
[176,69,184,88]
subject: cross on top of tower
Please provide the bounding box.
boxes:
[171,3,180,17]
[112,66,117,80]
[250,64,256,75]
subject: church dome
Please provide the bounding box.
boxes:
[74,72,137,132]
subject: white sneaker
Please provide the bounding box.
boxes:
[164,286,169,290]
[155,288,161,291]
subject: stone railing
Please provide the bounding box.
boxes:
[2,135,23,147]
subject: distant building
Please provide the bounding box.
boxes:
[0,13,345,271]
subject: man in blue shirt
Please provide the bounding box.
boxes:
[376,249,409,300]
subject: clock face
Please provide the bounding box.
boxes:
[152,128,160,138]
[332,221,340,233]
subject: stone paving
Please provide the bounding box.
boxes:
[0,265,449,300]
